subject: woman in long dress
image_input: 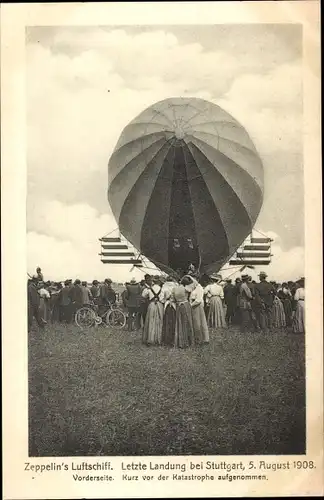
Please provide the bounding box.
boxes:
[277,282,293,326]
[161,276,177,346]
[292,278,305,334]
[182,275,209,344]
[272,294,286,328]
[38,282,50,323]
[172,282,194,348]
[142,278,164,345]
[204,274,227,328]
[49,282,62,323]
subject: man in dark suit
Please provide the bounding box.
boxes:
[124,277,142,331]
[98,278,117,317]
[255,271,275,331]
[69,279,84,318]
[58,280,72,323]
[100,279,117,304]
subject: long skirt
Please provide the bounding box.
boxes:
[162,304,176,345]
[192,304,209,343]
[293,301,305,333]
[208,296,226,328]
[39,298,50,322]
[140,300,149,325]
[282,298,293,326]
[174,302,194,348]
[142,302,164,345]
[272,299,286,328]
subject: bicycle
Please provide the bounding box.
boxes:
[74,301,126,329]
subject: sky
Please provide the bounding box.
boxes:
[26,24,304,282]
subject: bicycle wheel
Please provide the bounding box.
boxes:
[75,307,96,328]
[106,308,126,329]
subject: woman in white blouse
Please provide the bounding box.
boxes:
[292,278,305,334]
[182,275,209,344]
[204,274,226,328]
[38,282,50,323]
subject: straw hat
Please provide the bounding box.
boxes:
[210,273,222,282]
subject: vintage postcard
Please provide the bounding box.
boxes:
[2,1,323,498]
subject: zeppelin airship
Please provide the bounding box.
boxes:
[107,97,264,275]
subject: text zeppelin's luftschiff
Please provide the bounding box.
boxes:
[107,97,264,275]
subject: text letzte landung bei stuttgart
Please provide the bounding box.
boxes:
[24,459,315,474]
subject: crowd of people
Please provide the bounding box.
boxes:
[27,268,117,331]
[28,266,305,346]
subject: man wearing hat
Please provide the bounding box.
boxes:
[90,280,100,306]
[255,271,275,331]
[69,279,84,318]
[99,278,117,315]
[58,279,73,323]
[81,281,93,307]
[124,277,142,331]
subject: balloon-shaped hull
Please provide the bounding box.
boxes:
[108,98,264,275]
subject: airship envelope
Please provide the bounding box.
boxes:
[108,97,264,274]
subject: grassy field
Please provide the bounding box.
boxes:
[29,322,305,456]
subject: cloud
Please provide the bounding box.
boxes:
[221,231,304,282]
[27,202,155,283]
[26,31,302,179]
[49,28,241,95]
[216,62,303,158]
[262,231,304,281]
[28,200,115,245]
[27,230,152,283]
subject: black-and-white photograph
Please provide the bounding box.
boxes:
[27,24,306,458]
